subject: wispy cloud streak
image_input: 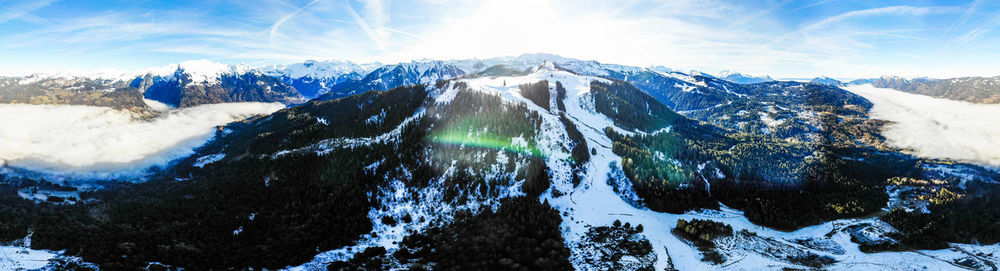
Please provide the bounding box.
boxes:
[0,0,56,24]
[0,0,997,78]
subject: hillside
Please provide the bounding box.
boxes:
[0,76,147,111]
[2,62,998,270]
[874,75,1000,104]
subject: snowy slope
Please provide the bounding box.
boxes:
[291,64,998,271]
[525,66,999,271]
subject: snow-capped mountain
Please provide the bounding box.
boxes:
[128,60,304,107]
[718,70,775,84]
[315,60,467,101]
[0,60,306,108]
[810,76,846,87]
[846,78,876,85]
[260,60,382,98]
[0,54,734,109]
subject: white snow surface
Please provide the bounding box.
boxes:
[177,60,240,84]
[193,153,226,168]
[137,59,254,86]
[0,235,58,270]
[0,102,283,179]
[17,188,80,204]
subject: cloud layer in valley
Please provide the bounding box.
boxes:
[846,84,1000,168]
[0,102,284,179]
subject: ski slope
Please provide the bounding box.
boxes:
[290,66,999,270]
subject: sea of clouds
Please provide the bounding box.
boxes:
[0,101,284,179]
[846,84,1000,168]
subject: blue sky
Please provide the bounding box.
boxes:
[0,0,997,78]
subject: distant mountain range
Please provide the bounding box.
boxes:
[0,75,147,111]
[3,54,998,110]
[874,75,1000,104]
[0,60,305,109]
[3,56,1000,270]
[809,76,845,87]
[259,60,382,98]
[717,71,775,84]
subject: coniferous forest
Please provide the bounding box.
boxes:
[1,57,999,271]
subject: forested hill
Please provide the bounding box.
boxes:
[1,62,999,270]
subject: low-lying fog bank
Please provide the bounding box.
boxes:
[0,102,284,180]
[846,84,1000,168]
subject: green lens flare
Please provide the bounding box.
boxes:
[429,130,546,158]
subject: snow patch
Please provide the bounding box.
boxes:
[193,153,226,168]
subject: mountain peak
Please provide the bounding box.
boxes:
[260,59,379,80]
[810,76,845,87]
[718,70,774,84]
[174,60,251,85]
[533,60,559,71]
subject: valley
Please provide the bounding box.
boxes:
[0,102,283,180]
[1,56,998,271]
[4,0,1000,269]
[847,84,1000,168]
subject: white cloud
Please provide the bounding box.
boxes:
[268,0,322,46]
[801,6,954,31]
[0,0,56,24]
[846,85,1000,168]
[2,0,997,78]
[0,102,284,179]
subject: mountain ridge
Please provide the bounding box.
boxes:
[874,75,1000,104]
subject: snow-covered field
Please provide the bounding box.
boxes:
[0,235,57,270]
[0,102,284,180]
[0,244,56,270]
[846,84,1000,168]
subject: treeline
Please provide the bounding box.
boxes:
[174,72,302,107]
[672,219,732,264]
[576,220,655,271]
[389,196,572,270]
[207,84,429,156]
[591,80,690,132]
[604,80,916,229]
[879,180,1000,250]
[519,80,550,111]
[42,150,375,269]
[0,84,445,269]
[421,88,551,197]
[606,126,719,213]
